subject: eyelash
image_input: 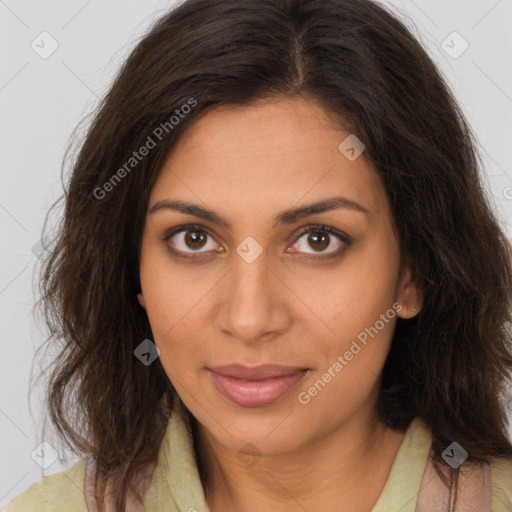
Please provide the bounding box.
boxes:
[162,223,352,261]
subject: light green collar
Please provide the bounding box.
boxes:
[371,417,432,512]
[154,397,431,512]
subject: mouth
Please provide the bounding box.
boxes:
[208,364,310,407]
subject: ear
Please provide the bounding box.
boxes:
[395,266,423,319]
[137,292,146,310]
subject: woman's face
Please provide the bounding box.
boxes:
[138,96,422,455]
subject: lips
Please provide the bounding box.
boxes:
[208,364,309,407]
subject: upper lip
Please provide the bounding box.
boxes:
[209,364,308,380]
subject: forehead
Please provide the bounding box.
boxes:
[150,97,387,219]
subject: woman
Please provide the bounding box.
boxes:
[7,0,512,510]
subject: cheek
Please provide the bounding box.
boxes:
[142,292,202,388]
[139,243,187,364]
[139,237,197,335]
[142,287,201,367]
[301,300,399,415]
[315,249,400,367]
[139,277,211,385]
[330,234,400,324]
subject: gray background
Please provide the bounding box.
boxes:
[1,0,511,506]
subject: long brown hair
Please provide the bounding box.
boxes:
[35,0,512,509]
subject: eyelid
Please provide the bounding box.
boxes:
[163,223,351,259]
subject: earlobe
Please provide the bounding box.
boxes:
[396,302,420,319]
[137,292,146,309]
[396,267,423,319]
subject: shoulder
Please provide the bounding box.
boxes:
[5,457,88,512]
[490,454,512,511]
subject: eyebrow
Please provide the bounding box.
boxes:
[149,196,371,229]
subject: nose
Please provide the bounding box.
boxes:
[215,248,292,345]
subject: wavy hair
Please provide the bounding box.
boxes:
[35,0,512,509]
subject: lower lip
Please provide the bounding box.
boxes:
[209,370,308,407]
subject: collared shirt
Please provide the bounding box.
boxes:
[6,397,512,511]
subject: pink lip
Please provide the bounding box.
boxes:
[208,365,309,407]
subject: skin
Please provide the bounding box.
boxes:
[138,95,423,511]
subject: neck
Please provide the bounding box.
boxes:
[192,404,408,512]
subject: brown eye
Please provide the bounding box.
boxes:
[184,230,208,250]
[307,231,330,252]
[289,225,351,259]
[165,225,220,257]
